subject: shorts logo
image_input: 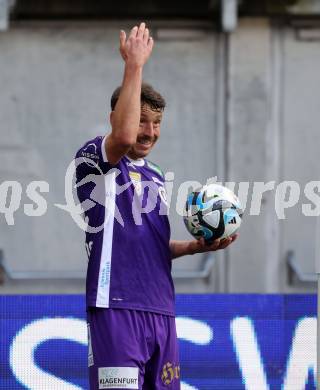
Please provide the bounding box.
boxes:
[161,362,180,385]
[98,367,139,389]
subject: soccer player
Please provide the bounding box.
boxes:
[75,22,237,390]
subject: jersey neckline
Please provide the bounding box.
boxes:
[125,155,145,167]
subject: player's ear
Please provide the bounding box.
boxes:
[109,111,114,126]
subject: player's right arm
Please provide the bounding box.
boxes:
[105,22,154,165]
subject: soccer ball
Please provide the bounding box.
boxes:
[184,184,243,242]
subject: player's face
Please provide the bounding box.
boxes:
[128,104,162,159]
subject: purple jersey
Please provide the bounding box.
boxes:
[75,136,175,316]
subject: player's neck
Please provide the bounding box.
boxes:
[126,152,144,162]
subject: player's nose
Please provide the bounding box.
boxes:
[143,122,154,137]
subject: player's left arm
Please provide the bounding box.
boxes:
[169,235,238,260]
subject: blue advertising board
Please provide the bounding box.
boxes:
[0,295,316,389]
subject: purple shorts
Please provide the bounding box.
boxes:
[87,308,180,390]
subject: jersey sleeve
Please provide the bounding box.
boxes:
[74,136,114,206]
[75,136,111,177]
[75,136,116,217]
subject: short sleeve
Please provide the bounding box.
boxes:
[74,136,114,212]
[75,136,110,177]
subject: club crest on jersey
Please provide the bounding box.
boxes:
[129,171,142,195]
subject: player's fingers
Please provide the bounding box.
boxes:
[199,237,213,251]
[129,25,138,39]
[137,22,146,39]
[143,28,149,44]
[208,239,221,250]
[119,30,126,49]
[197,237,205,246]
[231,233,239,242]
[147,36,154,51]
[218,237,233,250]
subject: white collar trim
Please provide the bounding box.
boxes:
[126,156,145,167]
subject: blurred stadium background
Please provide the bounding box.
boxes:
[0,0,319,389]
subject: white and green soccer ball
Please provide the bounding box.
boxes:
[184,184,243,242]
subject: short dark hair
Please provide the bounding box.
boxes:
[110,82,166,111]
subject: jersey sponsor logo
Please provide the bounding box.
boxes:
[84,142,97,152]
[129,171,142,196]
[161,362,180,385]
[98,367,139,389]
[81,143,99,167]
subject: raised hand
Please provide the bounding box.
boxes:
[119,22,154,67]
